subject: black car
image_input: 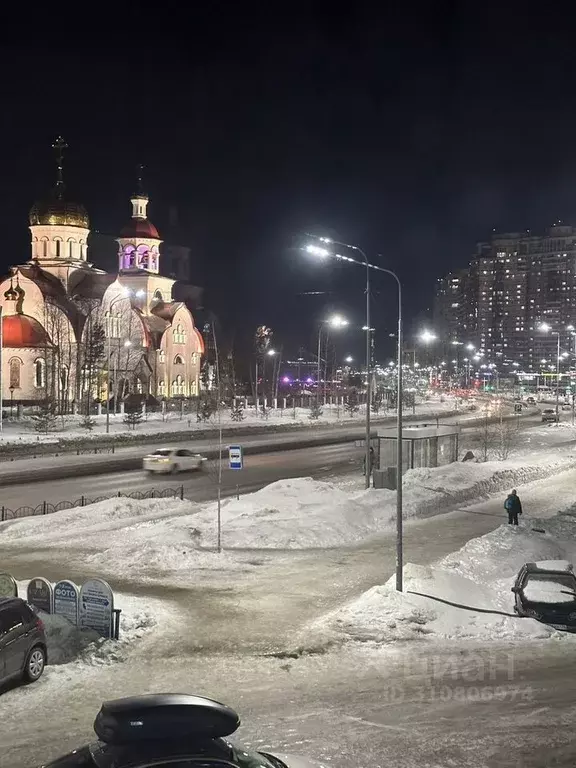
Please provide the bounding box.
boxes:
[0,596,47,686]
[40,693,315,768]
[512,562,576,629]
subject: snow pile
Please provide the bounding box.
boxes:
[1,498,259,580]
[16,580,173,668]
[300,514,576,650]
[3,446,576,583]
[42,612,101,665]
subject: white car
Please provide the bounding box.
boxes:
[143,448,205,474]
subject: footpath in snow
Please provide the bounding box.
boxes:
[299,510,576,650]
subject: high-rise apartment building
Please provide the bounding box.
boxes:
[434,223,576,371]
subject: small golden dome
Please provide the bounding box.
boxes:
[29,198,90,229]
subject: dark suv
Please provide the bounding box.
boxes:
[0,597,47,687]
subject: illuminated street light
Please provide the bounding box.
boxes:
[466,343,475,351]
[327,314,348,328]
[267,348,277,356]
[345,356,353,363]
[303,236,403,545]
[305,244,330,258]
[317,315,348,406]
[419,330,437,344]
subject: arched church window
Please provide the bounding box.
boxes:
[158,380,166,397]
[174,354,184,365]
[41,238,48,258]
[173,324,186,344]
[158,349,165,364]
[34,358,45,388]
[55,239,61,258]
[105,310,120,338]
[9,357,21,389]
[171,375,185,396]
[60,366,68,392]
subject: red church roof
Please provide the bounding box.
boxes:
[3,315,50,348]
[120,218,160,239]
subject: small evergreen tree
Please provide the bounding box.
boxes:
[344,391,360,417]
[32,400,58,434]
[230,402,245,422]
[79,414,96,431]
[308,401,323,420]
[371,393,383,414]
[123,401,143,430]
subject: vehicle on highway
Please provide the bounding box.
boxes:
[512,562,576,629]
[541,408,559,423]
[143,448,206,474]
[0,597,47,688]
[41,693,315,768]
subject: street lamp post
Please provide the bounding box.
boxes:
[317,315,348,406]
[305,239,404,589]
[539,323,562,421]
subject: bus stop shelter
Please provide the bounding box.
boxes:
[373,423,460,489]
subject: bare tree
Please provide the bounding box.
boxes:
[493,419,520,461]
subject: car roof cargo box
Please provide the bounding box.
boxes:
[94,694,241,745]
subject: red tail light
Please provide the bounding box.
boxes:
[36,617,45,631]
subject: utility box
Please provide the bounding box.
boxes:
[373,467,396,490]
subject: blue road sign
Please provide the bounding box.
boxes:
[229,445,243,470]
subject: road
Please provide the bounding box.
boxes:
[0,441,365,511]
[0,408,543,512]
[3,466,576,767]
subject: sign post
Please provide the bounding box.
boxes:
[79,578,114,639]
[27,577,53,614]
[54,580,80,625]
[0,572,17,598]
[228,445,243,470]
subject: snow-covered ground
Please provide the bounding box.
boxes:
[0,397,461,446]
[300,511,576,649]
[2,420,576,586]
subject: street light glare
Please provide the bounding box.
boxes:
[539,322,551,332]
[305,244,330,258]
[267,348,277,356]
[327,314,348,327]
[465,343,475,351]
[419,330,437,343]
[345,356,353,363]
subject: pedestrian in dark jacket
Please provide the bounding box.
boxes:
[504,489,522,525]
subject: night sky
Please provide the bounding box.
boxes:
[2,6,576,365]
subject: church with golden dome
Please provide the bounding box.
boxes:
[0,138,204,409]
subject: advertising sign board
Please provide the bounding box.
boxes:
[79,578,114,639]
[0,572,17,598]
[54,580,80,625]
[27,577,53,614]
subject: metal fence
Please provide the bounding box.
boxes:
[0,486,185,521]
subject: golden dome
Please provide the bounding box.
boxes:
[29,198,89,229]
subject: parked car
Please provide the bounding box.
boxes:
[541,408,559,423]
[526,396,536,405]
[512,562,576,629]
[0,597,47,688]
[143,448,206,474]
[41,693,317,768]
